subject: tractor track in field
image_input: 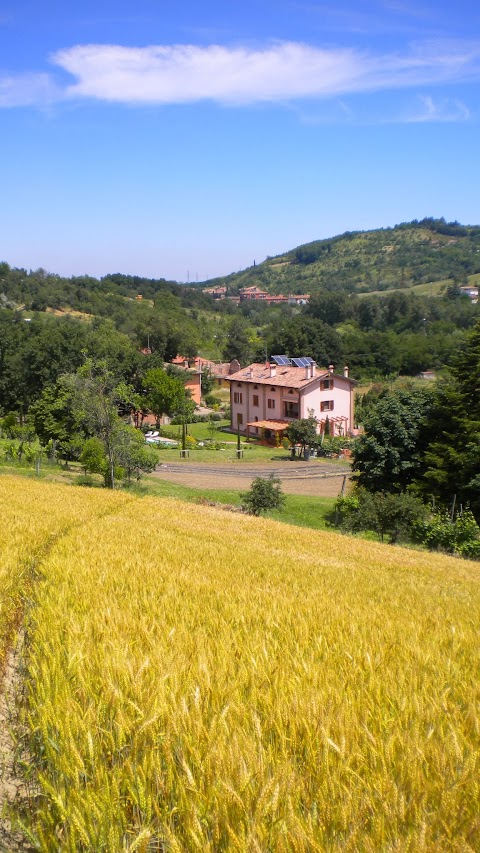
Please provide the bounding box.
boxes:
[0,632,34,852]
[0,502,135,851]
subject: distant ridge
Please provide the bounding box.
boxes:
[205,218,480,296]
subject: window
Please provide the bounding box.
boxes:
[321,379,332,390]
[234,392,243,404]
[270,387,276,392]
[267,399,275,409]
[236,382,242,387]
[321,400,334,412]
[253,394,259,406]
[283,401,299,418]
[253,384,258,389]
[237,413,243,425]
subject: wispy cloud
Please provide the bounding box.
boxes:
[404,94,471,122]
[290,91,472,126]
[1,39,479,110]
[0,72,62,107]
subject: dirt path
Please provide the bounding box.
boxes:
[0,633,34,852]
[153,461,351,497]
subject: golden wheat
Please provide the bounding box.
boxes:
[14,490,479,852]
[0,475,131,674]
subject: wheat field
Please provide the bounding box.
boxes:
[0,476,131,676]
[0,477,478,850]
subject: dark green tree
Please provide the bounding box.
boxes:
[222,318,254,365]
[416,324,480,517]
[352,389,432,493]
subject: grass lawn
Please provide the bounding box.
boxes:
[162,419,230,441]
[156,421,298,462]
[129,475,337,530]
[153,443,292,463]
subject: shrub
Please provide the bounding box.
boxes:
[1,412,17,438]
[241,475,286,516]
[328,490,427,543]
[204,394,221,407]
[75,474,96,487]
[79,437,106,477]
[412,509,480,558]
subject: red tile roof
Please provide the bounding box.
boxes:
[226,363,327,389]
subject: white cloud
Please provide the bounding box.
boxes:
[1,39,480,110]
[51,40,480,105]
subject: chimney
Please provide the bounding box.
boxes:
[343,365,349,378]
[269,363,276,378]
[328,364,334,375]
[305,365,311,380]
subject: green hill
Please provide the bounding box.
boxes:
[209,218,480,296]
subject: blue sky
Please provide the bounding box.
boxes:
[1,0,479,282]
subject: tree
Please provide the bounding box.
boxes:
[66,360,139,489]
[267,317,343,368]
[115,425,158,483]
[30,378,84,465]
[285,414,318,458]
[222,318,253,365]
[200,366,215,398]
[172,397,196,450]
[352,389,432,493]
[241,475,286,516]
[404,321,480,519]
[143,368,187,427]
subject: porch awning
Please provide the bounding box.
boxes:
[246,419,290,431]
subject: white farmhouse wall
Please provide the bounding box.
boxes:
[301,375,353,433]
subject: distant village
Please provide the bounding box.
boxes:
[203,284,310,306]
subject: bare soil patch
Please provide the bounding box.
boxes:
[0,633,34,851]
[153,467,349,497]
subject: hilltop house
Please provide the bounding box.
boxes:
[226,358,355,440]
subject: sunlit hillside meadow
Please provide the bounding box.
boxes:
[6,485,476,852]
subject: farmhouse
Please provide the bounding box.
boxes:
[226,357,355,440]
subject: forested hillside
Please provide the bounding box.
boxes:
[1,216,480,422]
[211,218,480,295]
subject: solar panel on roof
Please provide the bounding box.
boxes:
[291,357,311,368]
[271,355,291,366]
